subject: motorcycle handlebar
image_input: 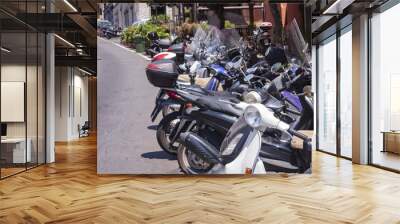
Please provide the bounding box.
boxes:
[285,107,302,116]
[288,129,310,141]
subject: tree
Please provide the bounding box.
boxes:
[270,4,283,44]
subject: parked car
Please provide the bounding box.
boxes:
[97,20,121,39]
[97,19,112,30]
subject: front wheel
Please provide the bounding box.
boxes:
[156,112,181,155]
[177,144,214,174]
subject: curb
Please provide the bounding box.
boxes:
[98,37,152,61]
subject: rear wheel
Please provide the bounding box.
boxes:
[156,112,181,155]
[177,144,214,174]
[177,124,215,174]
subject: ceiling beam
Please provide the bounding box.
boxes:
[67,13,97,46]
[55,55,97,74]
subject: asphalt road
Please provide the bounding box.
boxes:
[97,37,181,174]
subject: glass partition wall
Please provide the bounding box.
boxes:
[0,2,46,179]
[316,25,353,159]
[339,27,352,159]
[317,35,337,155]
[370,3,400,171]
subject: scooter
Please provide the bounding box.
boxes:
[179,103,311,174]
[146,32,181,57]
[175,88,312,174]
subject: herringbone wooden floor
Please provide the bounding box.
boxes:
[1,135,400,224]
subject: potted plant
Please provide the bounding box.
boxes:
[133,35,146,53]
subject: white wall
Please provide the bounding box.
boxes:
[72,73,89,138]
[1,65,37,138]
[1,65,27,141]
[55,67,89,141]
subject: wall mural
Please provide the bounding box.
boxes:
[97,1,313,174]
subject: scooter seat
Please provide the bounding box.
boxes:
[181,84,236,100]
[157,39,172,49]
[176,86,226,104]
[196,96,242,117]
[290,130,313,150]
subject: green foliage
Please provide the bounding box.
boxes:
[121,26,137,43]
[121,19,170,45]
[224,20,236,29]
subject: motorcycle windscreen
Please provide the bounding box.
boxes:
[284,19,311,66]
[188,24,241,55]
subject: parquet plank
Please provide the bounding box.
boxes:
[0,135,399,223]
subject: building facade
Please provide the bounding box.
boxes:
[111,3,151,29]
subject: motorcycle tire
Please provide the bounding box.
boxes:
[156,111,181,155]
[177,144,214,174]
[177,124,214,174]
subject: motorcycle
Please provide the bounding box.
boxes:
[175,83,312,174]
[146,58,234,123]
[146,58,244,154]
[148,39,247,122]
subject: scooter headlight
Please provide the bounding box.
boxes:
[244,105,262,129]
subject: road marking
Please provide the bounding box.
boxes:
[98,37,152,61]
